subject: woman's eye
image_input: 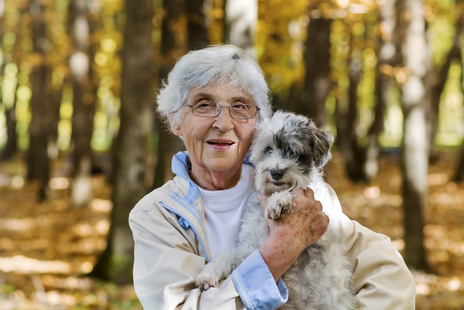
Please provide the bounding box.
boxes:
[194,100,214,109]
[264,146,273,154]
[233,103,246,109]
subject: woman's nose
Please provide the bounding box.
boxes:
[213,106,234,131]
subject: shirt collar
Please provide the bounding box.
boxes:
[171,150,253,181]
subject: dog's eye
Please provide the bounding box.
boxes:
[264,146,273,154]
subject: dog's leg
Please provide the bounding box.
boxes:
[265,190,294,219]
[196,248,250,290]
[197,194,269,290]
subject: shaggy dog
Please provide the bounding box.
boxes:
[196,111,356,310]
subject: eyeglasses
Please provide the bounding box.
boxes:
[182,101,260,120]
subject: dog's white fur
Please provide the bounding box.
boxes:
[196,111,356,309]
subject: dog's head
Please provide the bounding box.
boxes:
[250,111,334,195]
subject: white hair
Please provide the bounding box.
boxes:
[156,44,271,130]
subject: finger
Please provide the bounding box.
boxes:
[323,212,330,227]
[314,199,323,212]
[257,194,268,211]
[304,186,315,199]
[315,213,330,237]
[291,187,305,198]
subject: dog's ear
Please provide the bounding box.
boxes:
[305,120,334,168]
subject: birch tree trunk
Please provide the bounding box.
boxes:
[27,0,52,201]
[69,0,95,207]
[223,0,257,55]
[399,0,430,271]
[92,0,153,284]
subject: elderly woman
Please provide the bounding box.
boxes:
[129,45,415,309]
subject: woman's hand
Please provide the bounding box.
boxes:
[258,187,330,281]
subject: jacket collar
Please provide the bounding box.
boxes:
[171,152,200,204]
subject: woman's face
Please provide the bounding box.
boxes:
[171,82,256,187]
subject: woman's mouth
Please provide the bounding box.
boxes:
[207,140,235,146]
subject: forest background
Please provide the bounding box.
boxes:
[1,0,464,309]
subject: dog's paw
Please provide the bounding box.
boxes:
[196,273,219,291]
[265,191,294,220]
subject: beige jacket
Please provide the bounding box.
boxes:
[129,153,416,310]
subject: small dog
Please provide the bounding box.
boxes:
[196,111,356,309]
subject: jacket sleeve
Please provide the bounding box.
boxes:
[327,186,416,310]
[129,206,287,310]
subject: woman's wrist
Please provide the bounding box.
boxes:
[259,230,306,281]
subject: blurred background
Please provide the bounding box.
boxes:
[0,0,464,308]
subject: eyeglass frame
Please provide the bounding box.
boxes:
[181,102,261,120]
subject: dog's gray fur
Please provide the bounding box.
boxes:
[196,111,356,309]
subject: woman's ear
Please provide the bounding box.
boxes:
[168,114,182,136]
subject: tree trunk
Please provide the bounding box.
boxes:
[399,0,430,271]
[1,86,18,161]
[298,16,331,128]
[223,0,257,55]
[1,65,19,162]
[453,52,464,183]
[92,0,153,284]
[69,0,95,207]
[363,0,397,181]
[153,0,185,189]
[455,147,464,182]
[338,45,366,182]
[27,0,52,201]
[187,0,209,50]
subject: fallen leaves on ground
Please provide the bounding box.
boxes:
[0,158,141,310]
[0,150,464,309]
[325,150,464,309]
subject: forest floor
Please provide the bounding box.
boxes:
[0,150,464,309]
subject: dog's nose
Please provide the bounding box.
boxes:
[270,169,284,181]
